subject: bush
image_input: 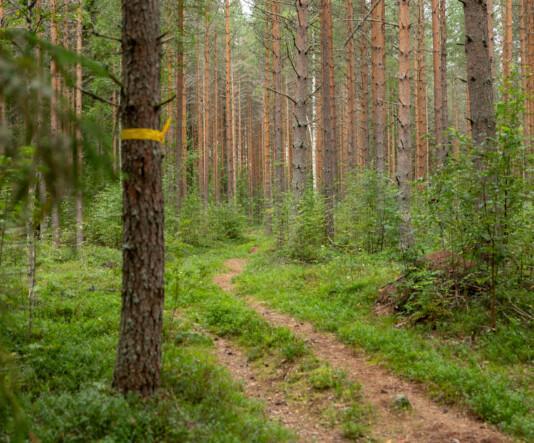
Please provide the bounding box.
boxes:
[285,188,327,262]
[336,170,400,254]
[84,183,122,248]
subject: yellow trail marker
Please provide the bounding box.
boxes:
[121,117,171,143]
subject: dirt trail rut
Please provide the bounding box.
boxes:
[213,257,509,443]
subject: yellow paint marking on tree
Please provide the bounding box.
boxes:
[121,117,171,143]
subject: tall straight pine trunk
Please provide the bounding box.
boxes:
[292,0,310,200]
[113,0,165,397]
[371,0,386,173]
[397,0,414,250]
[320,0,337,238]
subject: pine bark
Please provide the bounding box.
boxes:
[175,0,185,208]
[320,0,337,238]
[50,0,60,247]
[345,0,357,170]
[415,0,428,179]
[75,0,83,250]
[113,0,164,397]
[371,0,386,173]
[463,0,496,147]
[293,1,310,199]
[262,44,273,231]
[397,0,414,250]
[225,0,234,200]
[432,0,444,167]
[503,0,513,82]
[357,0,369,168]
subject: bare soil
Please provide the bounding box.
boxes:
[213,257,509,443]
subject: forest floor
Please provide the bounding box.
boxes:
[211,255,508,443]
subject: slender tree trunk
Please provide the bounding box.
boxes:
[345,0,357,170]
[320,0,337,238]
[463,0,496,147]
[175,0,185,208]
[503,0,513,83]
[371,0,386,173]
[202,16,210,205]
[272,0,285,246]
[262,44,273,232]
[213,34,220,203]
[487,0,495,78]
[397,0,414,251]
[415,0,428,180]
[50,0,60,247]
[357,0,369,168]
[292,0,310,200]
[225,0,234,200]
[75,0,83,250]
[432,0,443,168]
[0,0,5,150]
[113,0,164,397]
[440,0,449,153]
[521,0,534,155]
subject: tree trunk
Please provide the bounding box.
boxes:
[113,0,164,397]
[415,0,428,180]
[225,0,234,200]
[320,0,337,239]
[50,0,60,247]
[213,33,220,203]
[292,0,310,201]
[371,0,386,173]
[75,0,83,251]
[262,43,273,232]
[440,0,449,155]
[202,15,210,205]
[463,0,496,147]
[345,0,357,170]
[397,0,414,251]
[357,0,369,168]
[175,0,185,208]
[503,0,513,83]
[521,0,534,155]
[432,0,443,167]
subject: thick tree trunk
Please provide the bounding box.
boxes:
[462,0,496,147]
[225,0,234,200]
[75,0,83,250]
[521,0,534,155]
[371,0,386,173]
[113,0,164,397]
[320,0,337,239]
[292,1,309,199]
[0,0,5,149]
[397,0,414,251]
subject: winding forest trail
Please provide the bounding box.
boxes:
[213,257,509,443]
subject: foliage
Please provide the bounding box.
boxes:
[285,187,327,262]
[336,171,400,254]
[0,239,292,443]
[239,247,533,439]
[84,183,122,248]
[412,89,533,326]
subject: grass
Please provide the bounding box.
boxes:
[237,238,533,440]
[1,241,293,442]
[166,236,373,440]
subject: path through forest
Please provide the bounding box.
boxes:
[213,256,509,443]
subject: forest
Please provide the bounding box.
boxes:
[0,0,532,441]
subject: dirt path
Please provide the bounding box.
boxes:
[214,258,509,443]
[212,335,347,443]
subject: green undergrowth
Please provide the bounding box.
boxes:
[167,236,373,440]
[1,240,292,442]
[237,240,533,440]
